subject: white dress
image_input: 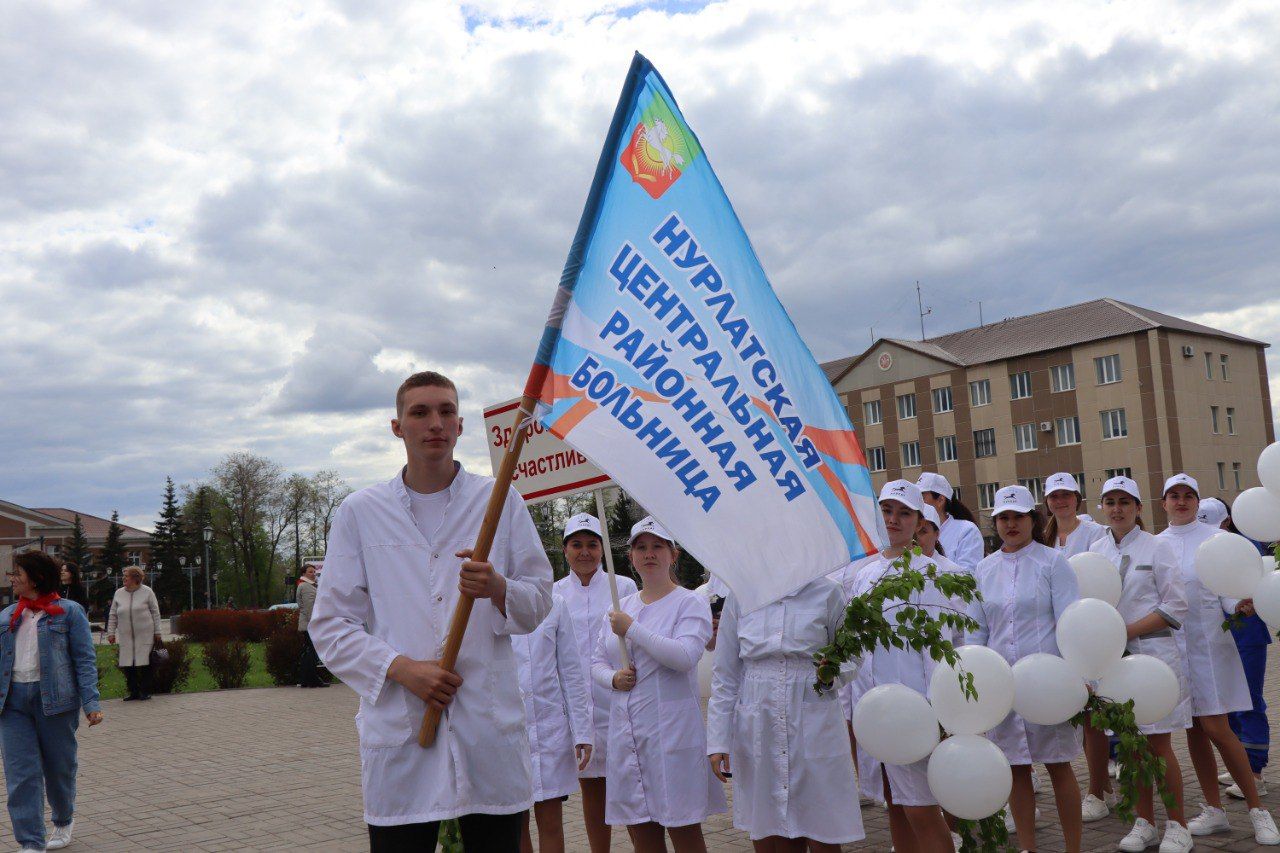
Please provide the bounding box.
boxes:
[939,516,985,573]
[846,552,960,806]
[554,569,639,778]
[967,542,1082,764]
[1157,521,1252,717]
[1090,528,1192,734]
[707,580,862,844]
[1053,516,1108,558]
[591,587,726,827]
[513,595,594,801]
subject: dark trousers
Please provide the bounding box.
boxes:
[297,632,324,687]
[368,811,524,852]
[121,665,151,699]
[1229,643,1270,773]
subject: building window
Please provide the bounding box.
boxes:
[1234,462,1242,490]
[970,379,991,407]
[1010,371,1032,400]
[1050,363,1076,393]
[1227,407,1235,435]
[126,552,142,567]
[978,483,998,509]
[1076,472,1087,499]
[1015,423,1038,452]
[901,441,921,468]
[1105,467,1133,481]
[1218,462,1226,490]
[932,387,953,413]
[1095,354,1122,385]
[937,435,958,462]
[867,446,886,472]
[1019,478,1044,502]
[897,393,917,420]
[1221,353,1230,380]
[863,399,882,425]
[1101,408,1128,439]
[1056,416,1081,446]
[1211,406,1220,434]
[1205,351,1214,380]
[974,428,997,458]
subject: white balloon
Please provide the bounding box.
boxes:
[1231,488,1280,543]
[1068,552,1122,606]
[927,734,1013,819]
[1011,653,1089,725]
[928,645,1015,735]
[1260,441,1280,495]
[1195,531,1266,599]
[1096,654,1180,726]
[852,684,940,765]
[1252,571,1280,630]
[1055,598,1126,680]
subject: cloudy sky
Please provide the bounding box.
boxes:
[3,0,1278,529]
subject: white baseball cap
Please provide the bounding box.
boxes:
[563,512,603,543]
[1045,473,1081,496]
[1197,497,1229,527]
[628,516,675,546]
[993,485,1036,515]
[921,504,942,530]
[916,472,953,500]
[1101,476,1142,502]
[1162,473,1200,498]
[879,479,924,512]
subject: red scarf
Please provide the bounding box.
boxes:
[10,592,64,630]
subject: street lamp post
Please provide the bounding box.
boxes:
[181,556,192,611]
[202,525,213,610]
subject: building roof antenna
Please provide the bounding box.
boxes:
[916,281,931,341]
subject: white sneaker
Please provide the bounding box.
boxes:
[46,819,73,850]
[1083,793,1112,822]
[1158,821,1193,853]
[1003,806,1042,832]
[1226,776,1267,799]
[1118,818,1159,851]
[1251,808,1280,845]
[1031,767,1043,794]
[1218,770,1234,784]
[1187,803,1231,836]
[951,831,961,850]
[1110,759,1121,779]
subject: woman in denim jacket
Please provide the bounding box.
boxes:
[0,551,102,852]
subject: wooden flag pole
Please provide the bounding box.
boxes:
[418,394,538,748]
[593,487,631,668]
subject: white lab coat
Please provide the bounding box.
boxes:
[706,580,862,844]
[939,516,985,573]
[1157,521,1252,717]
[554,568,639,777]
[309,466,553,825]
[967,542,1082,764]
[845,552,960,806]
[1052,516,1109,558]
[1090,528,1192,733]
[513,594,594,802]
[591,586,726,827]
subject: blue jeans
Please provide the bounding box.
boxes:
[1229,642,1270,774]
[0,681,79,849]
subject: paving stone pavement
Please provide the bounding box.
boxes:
[5,650,1280,851]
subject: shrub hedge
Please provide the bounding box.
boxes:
[175,608,286,643]
[201,638,251,689]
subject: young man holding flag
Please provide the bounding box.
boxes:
[309,371,553,851]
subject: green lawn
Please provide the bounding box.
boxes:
[95,642,278,699]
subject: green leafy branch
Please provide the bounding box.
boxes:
[954,814,1012,852]
[1070,695,1173,824]
[438,819,463,852]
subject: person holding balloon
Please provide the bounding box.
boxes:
[964,484,1084,852]
[1156,474,1280,844]
[1083,475,1192,851]
[1044,473,1108,558]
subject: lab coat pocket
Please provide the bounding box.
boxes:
[783,605,827,650]
[356,682,420,747]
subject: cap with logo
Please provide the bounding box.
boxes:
[1162,473,1200,498]
[628,516,676,546]
[992,485,1036,515]
[562,513,603,543]
[878,479,924,512]
[1101,476,1142,502]
[1045,473,1081,497]
[1197,497,1229,527]
[915,472,953,500]
[921,504,942,529]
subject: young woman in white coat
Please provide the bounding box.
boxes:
[1156,474,1280,844]
[1082,476,1192,852]
[515,593,594,853]
[916,472,985,573]
[593,517,724,852]
[846,479,955,853]
[966,485,1083,853]
[1043,473,1107,558]
[707,576,862,852]
[553,512,638,853]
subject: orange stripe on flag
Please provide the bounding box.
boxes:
[551,398,597,438]
[805,426,868,467]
